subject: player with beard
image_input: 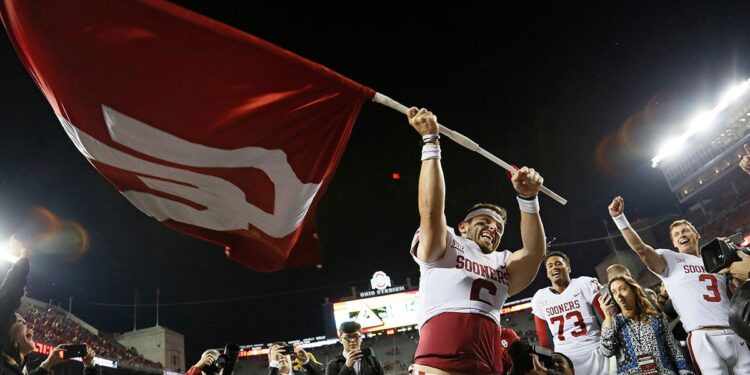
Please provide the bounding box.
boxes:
[531,251,607,374]
[407,107,547,375]
[609,196,750,374]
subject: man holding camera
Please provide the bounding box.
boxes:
[718,251,750,283]
[268,343,322,375]
[608,196,750,374]
[531,251,608,374]
[185,349,221,375]
[717,233,750,344]
[186,344,240,375]
[325,322,383,375]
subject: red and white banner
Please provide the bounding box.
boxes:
[1,0,374,271]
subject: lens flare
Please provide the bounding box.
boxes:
[15,207,62,244]
[10,207,89,261]
[37,220,90,260]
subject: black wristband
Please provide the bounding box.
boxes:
[517,194,537,201]
[421,134,440,145]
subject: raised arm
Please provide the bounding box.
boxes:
[506,167,546,296]
[608,196,667,274]
[740,144,750,175]
[408,107,447,263]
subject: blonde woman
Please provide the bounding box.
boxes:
[598,275,693,375]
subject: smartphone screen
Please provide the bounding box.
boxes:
[61,344,87,359]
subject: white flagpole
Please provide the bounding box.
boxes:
[372,92,568,205]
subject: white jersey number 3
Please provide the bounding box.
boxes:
[699,274,721,302]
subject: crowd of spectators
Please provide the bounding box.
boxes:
[683,189,750,242]
[19,303,163,370]
[699,200,750,241]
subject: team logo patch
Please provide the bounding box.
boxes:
[450,239,465,252]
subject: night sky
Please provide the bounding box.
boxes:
[1,1,749,364]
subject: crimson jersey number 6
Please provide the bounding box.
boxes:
[549,311,587,341]
[470,279,498,306]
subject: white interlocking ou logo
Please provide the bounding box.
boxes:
[58,105,320,237]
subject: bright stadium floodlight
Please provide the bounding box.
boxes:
[685,110,717,136]
[717,80,750,111]
[652,78,750,167]
[0,241,19,264]
[652,137,686,167]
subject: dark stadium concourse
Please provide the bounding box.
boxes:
[2,1,750,373]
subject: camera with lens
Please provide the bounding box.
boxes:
[202,354,226,375]
[701,236,750,273]
[203,344,240,375]
[508,339,566,375]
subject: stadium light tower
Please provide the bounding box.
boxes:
[652,79,750,167]
[651,78,750,203]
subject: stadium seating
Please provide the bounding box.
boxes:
[19,302,163,370]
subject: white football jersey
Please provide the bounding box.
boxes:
[653,249,730,332]
[531,276,602,354]
[411,227,511,327]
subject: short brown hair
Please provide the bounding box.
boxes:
[464,203,508,223]
[606,264,631,282]
[668,220,698,237]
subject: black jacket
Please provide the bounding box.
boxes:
[0,258,30,375]
[0,258,97,375]
[268,361,323,375]
[325,355,384,375]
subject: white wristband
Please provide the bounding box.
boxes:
[269,360,280,368]
[421,144,441,161]
[612,214,630,230]
[517,196,540,214]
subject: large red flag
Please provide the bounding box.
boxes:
[0,0,375,271]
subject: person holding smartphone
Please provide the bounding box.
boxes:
[531,251,608,374]
[267,343,322,375]
[289,344,323,373]
[325,322,383,375]
[0,236,97,375]
[599,275,693,375]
